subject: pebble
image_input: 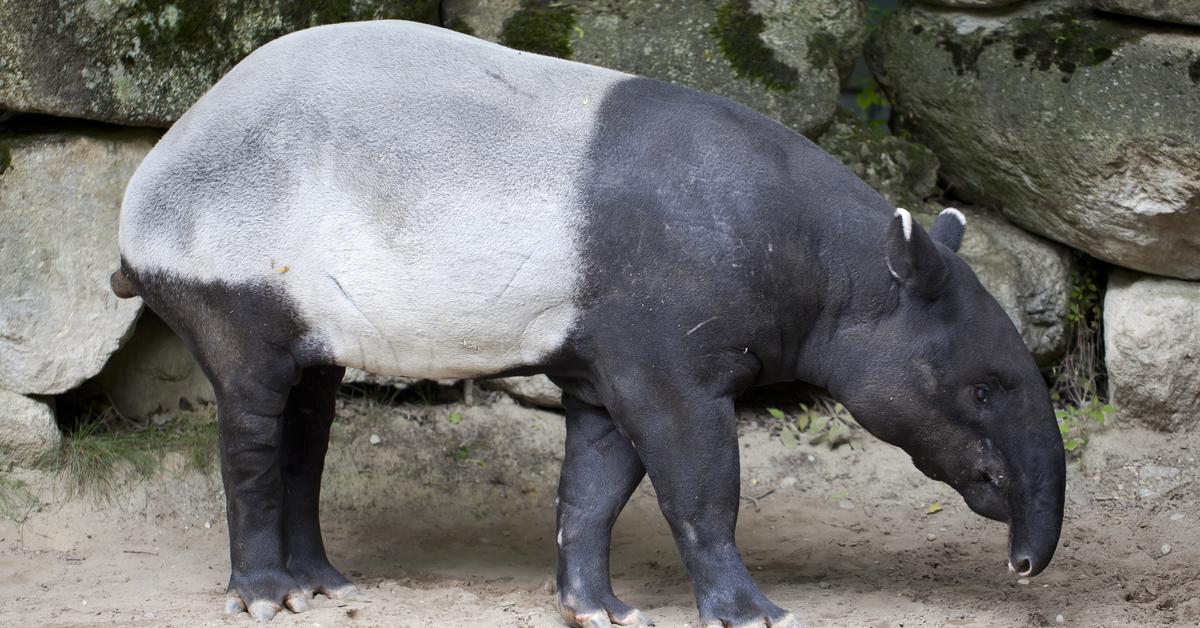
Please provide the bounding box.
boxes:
[780,476,798,488]
[1161,544,1172,556]
[818,582,831,590]
[1017,578,1030,585]
[1056,614,1065,624]
[838,500,855,511]
[369,434,382,445]
[1170,513,1185,521]
[926,533,937,541]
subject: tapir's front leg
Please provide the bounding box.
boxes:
[557,395,649,627]
[605,376,797,628]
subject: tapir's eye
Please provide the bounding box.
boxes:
[973,384,990,404]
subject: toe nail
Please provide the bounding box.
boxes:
[286,594,311,613]
[224,596,246,616]
[248,600,281,622]
[579,613,610,628]
[770,613,801,628]
[616,610,653,626]
[328,584,359,600]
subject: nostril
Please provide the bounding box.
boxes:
[1014,558,1032,576]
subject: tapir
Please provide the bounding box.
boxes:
[112,20,1066,627]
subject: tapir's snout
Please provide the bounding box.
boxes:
[999,407,1066,579]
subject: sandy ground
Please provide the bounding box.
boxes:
[3,392,1200,627]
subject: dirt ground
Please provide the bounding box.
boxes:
[3,392,1200,627]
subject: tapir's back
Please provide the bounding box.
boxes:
[120,21,628,378]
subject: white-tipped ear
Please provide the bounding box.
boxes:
[885,207,949,296]
[896,207,913,241]
[930,207,967,253]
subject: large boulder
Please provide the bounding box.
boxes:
[1090,0,1200,28]
[0,122,153,395]
[915,206,1073,365]
[83,313,214,420]
[869,1,1200,279]
[1104,271,1200,432]
[0,389,60,468]
[917,0,1024,6]
[0,2,441,127]
[444,0,866,137]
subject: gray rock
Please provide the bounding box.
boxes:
[0,388,59,468]
[83,313,214,420]
[0,124,153,394]
[0,2,441,126]
[444,0,865,137]
[482,375,563,409]
[869,1,1200,279]
[917,0,1025,7]
[817,111,941,212]
[1090,0,1200,28]
[945,207,1074,366]
[1104,270,1200,432]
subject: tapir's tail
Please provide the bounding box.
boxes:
[110,266,138,299]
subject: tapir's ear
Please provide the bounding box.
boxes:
[930,207,967,253]
[885,208,948,296]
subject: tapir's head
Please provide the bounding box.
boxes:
[833,207,1065,578]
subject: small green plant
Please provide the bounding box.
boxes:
[772,399,857,450]
[54,407,219,501]
[854,78,890,133]
[0,474,37,523]
[1056,399,1114,453]
[448,412,463,425]
[1051,256,1112,455]
[452,445,485,467]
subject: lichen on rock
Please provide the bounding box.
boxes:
[500,0,576,59]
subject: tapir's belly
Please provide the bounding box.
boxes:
[279,190,584,379]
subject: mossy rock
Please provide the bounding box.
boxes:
[0,1,441,126]
[444,0,866,137]
[816,109,941,212]
[1090,0,1200,28]
[869,0,1200,279]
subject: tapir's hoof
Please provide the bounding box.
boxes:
[248,600,283,622]
[703,611,801,628]
[225,570,313,622]
[559,596,654,627]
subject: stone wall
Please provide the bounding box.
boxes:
[1,0,1195,466]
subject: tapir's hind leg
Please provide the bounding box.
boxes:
[134,275,327,622]
[280,365,356,600]
[556,395,650,627]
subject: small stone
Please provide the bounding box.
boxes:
[1062,539,1070,548]
[1017,578,1030,585]
[1170,513,1185,521]
[781,476,798,488]
[926,533,937,541]
[1056,614,1065,624]
[838,500,855,510]
[818,582,831,590]
[369,434,382,446]
[1161,544,1173,556]
[204,521,211,529]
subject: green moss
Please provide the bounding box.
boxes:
[1010,10,1143,82]
[806,31,838,72]
[710,0,799,92]
[935,27,1002,77]
[118,1,441,75]
[500,1,576,59]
